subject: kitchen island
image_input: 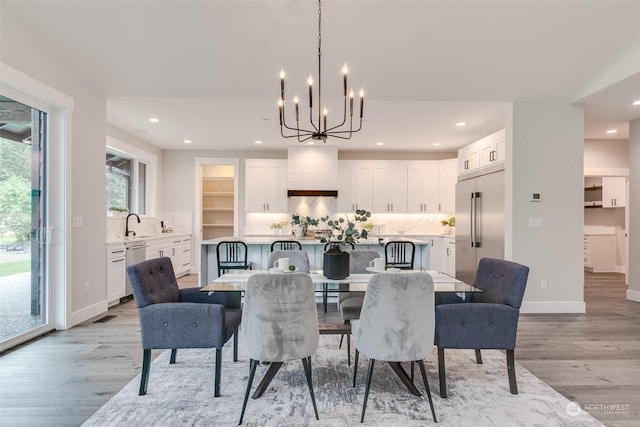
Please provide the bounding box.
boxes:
[199,235,435,285]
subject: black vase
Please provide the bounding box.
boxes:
[323,243,350,279]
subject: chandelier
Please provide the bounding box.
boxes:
[278,0,365,143]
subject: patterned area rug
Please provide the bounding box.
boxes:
[83,335,601,426]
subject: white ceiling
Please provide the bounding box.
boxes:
[4,0,640,152]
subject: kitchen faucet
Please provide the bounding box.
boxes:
[125,213,140,237]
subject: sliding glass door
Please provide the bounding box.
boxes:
[0,95,50,349]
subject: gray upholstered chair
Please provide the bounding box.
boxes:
[239,273,320,424]
[267,249,311,272]
[435,257,530,398]
[352,272,437,423]
[126,257,241,397]
[338,250,379,365]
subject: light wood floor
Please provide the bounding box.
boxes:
[0,272,638,426]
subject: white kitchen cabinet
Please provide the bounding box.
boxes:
[602,177,626,208]
[337,160,372,212]
[106,243,126,305]
[437,158,457,213]
[145,235,192,278]
[444,237,456,277]
[479,129,505,168]
[428,236,444,272]
[458,141,480,175]
[407,161,439,213]
[245,159,287,212]
[584,234,616,272]
[371,161,407,213]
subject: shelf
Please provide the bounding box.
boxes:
[202,177,233,181]
[203,192,234,196]
[203,208,234,212]
[203,224,234,227]
[584,186,603,191]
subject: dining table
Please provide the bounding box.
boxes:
[201,269,481,399]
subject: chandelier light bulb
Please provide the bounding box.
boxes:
[342,63,349,74]
[308,74,314,86]
[279,69,285,79]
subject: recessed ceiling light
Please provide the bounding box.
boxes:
[184,139,192,144]
[376,142,384,146]
[606,129,618,134]
[307,141,315,145]
[149,117,159,123]
[632,99,640,106]
[255,140,263,144]
[455,122,466,127]
[433,142,441,147]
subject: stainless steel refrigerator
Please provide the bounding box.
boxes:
[455,169,505,284]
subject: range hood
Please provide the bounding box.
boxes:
[287,146,338,197]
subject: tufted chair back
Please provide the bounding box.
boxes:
[127,257,180,308]
[471,258,530,308]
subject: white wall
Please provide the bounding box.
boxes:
[506,102,585,313]
[1,8,108,326]
[584,139,629,174]
[628,118,640,302]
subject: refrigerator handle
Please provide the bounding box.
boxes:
[473,191,482,248]
[470,192,475,247]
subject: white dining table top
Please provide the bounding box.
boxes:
[201,269,481,294]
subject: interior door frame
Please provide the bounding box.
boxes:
[193,157,239,274]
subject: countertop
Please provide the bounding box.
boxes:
[201,234,454,246]
[107,232,191,245]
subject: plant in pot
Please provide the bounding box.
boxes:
[440,216,455,234]
[108,206,128,218]
[316,209,383,279]
[290,213,319,239]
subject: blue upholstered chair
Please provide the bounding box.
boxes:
[352,272,437,423]
[435,257,530,398]
[127,257,241,397]
[239,273,320,424]
[338,250,379,365]
[267,249,311,272]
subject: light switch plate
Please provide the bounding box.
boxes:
[72,216,83,228]
[529,218,543,228]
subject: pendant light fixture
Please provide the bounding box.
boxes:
[278,0,365,143]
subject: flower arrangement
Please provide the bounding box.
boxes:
[290,213,319,227]
[317,208,383,248]
[440,217,455,227]
[269,221,288,230]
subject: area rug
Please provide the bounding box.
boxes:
[83,335,601,426]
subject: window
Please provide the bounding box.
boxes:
[106,152,147,214]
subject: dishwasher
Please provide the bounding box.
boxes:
[125,240,147,296]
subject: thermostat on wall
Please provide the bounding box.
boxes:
[531,193,541,202]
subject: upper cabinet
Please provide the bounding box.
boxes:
[245,159,288,212]
[337,160,373,212]
[407,161,439,213]
[371,161,407,213]
[437,158,457,213]
[458,129,505,176]
[602,177,626,208]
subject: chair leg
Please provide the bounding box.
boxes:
[353,349,359,387]
[475,349,483,364]
[215,347,222,397]
[302,356,320,420]
[139,348,151,396]
[347,330,351,366]
[417,360,437,423]
[437,347,447,398]
[507,349,518,394]
[410,361,415,382]
[323,287,328,313]
[234,333,239,362]
[239,359,258,425]
[339,320,349,349]
[360,359,376,423]
[170,349,177,364]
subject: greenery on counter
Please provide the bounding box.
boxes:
[316,208,383,248]
[290,213,320,227]
[441,216,456,227]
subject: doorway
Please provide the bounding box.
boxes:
[0,95,51,349]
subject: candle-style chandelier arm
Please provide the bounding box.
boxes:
[276,0,365,143]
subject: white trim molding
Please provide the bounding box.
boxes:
[69,301,108,328]
[626,289,640,303]
[520,301,586,314]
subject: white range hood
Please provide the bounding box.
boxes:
[287,146,338,197]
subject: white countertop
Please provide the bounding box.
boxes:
[201,235,441,245]
[107,232,191,245]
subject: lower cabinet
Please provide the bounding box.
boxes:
[145,235,192,278]
[584,234,616,272]
[106,243,126,305]
[444,237,456,277]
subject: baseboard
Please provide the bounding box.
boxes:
[615,265,626,274]
[68,300,108,329]
[626,289,640,303]
[520,301,586,314]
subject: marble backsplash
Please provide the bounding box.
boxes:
[106,211,193,241]
[243,197,453,237]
